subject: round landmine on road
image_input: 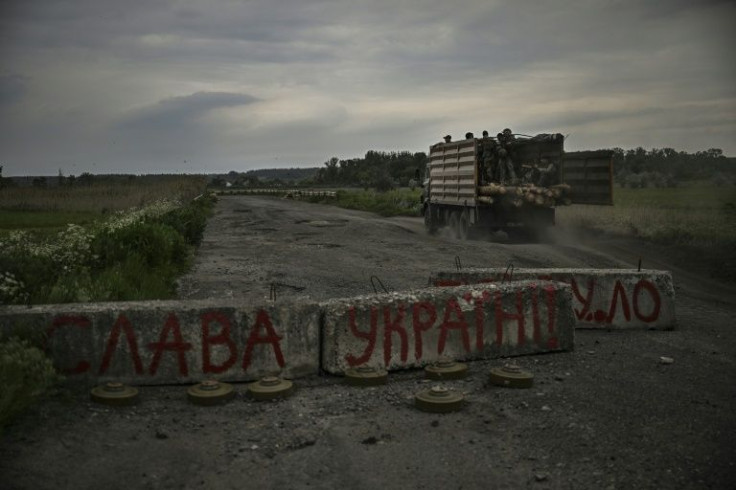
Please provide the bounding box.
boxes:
[489,363,534,388]
[415,385,465,413]
[247,376,294,401]
[424,357,468,380]
[90,382,139,406]
[344,366,388,386]
[187,380,235,406]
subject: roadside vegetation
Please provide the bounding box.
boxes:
[0,176,213,305]
[304,188,422,217]
[0,175,213,429]
[0,337,62,432]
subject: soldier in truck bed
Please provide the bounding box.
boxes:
[496,128,518,184]
[478,132,498,184]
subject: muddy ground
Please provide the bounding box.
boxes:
[2,195,735,489]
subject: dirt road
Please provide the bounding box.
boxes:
[2,195,735,489]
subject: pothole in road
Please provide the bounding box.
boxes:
[295,219,349,228]
[304,243,343,249]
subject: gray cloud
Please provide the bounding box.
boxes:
[0,0,734,176]
[116,91,259,130]
[0,74,28,105]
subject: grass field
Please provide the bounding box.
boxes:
[305,188,422,217]
[0,176,206,214]
[0,176,213,305]
[0,210,102,233]
[557,182,736,281]
[556,183,736,247]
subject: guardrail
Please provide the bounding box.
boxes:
[214,189,337,199]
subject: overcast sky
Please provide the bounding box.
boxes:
[1,0,734,176]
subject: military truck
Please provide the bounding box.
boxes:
[420,130,613,239]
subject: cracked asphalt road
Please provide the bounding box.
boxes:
[2,195,734,489]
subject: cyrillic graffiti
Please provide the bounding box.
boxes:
[343,285,560,367]
[434,275,663,325]
[46,309,285,376]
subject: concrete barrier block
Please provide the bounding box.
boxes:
[320,281,575,374]
[431,268,676,330]
[0,300,321,385]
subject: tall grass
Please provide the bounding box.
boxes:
[0,176,206,213]
[0,192,217,305]
[557,184,736,247]
[306,188,422,217]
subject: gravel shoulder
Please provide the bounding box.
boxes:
[2,195,734,490]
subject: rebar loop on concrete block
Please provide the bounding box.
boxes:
[502,262,514,283]
[370,275,390,294]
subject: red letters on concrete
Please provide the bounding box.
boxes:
[412,302,436,360]
[383,304,408,366]
[345,306,378,366]
[344,289,563,367]
[242,309,285,370]
[438,298,470,355]
[544,285,559,349]
[99,314,144,375]
[493,290,525,346]
[47,315,92,374]
[148,313,193,376]
[565,277,662,325]
[471,291,492,351]
[201,311,237,374]
[633,280,662,322]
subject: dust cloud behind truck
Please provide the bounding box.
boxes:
[420,130,614,239]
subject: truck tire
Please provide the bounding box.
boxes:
[424,204,438,235]
[447,210,468,240]
[447,211,459,239]
[458,213,470,240]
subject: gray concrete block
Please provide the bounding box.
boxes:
[431,268,676,330]
[320,281,575,374]
[0,300,321,385]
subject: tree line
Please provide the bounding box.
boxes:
[305,147,734,190]
[306,150,427,190]
[608,147,734,188]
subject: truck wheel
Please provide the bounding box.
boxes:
[458,214,469,240]
[424,205,438,235]
[447,212,460,239]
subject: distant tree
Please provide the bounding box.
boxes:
[32,176,47,188]
[78,172,94,186]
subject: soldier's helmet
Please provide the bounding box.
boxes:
[465,132,474,139]
[503,128,512,135]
